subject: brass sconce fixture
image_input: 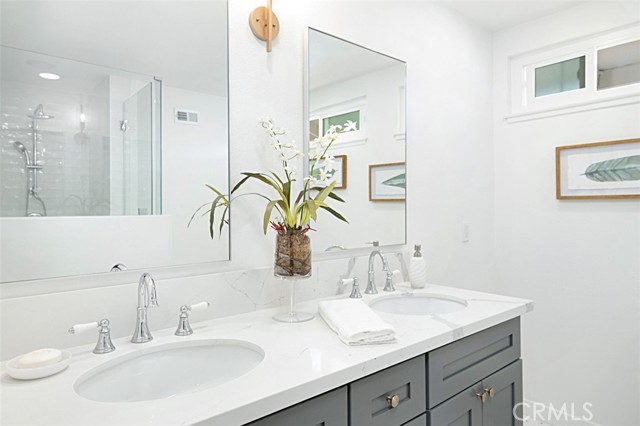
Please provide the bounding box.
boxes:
[249,0,280,52]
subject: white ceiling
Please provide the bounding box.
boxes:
[0,0,227,95]
[437,0,590,31]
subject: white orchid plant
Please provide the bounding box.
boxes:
[191,118,347,238]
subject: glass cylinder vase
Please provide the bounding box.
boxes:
[274,230,312,278]
[273,229,313,323]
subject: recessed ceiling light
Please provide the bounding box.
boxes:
[39,72,60,80]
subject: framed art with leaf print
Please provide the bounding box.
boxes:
[556,138,640,199]
[369,162,406,201]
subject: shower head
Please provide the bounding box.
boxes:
[28,104,54,120]
[11,141,32,165]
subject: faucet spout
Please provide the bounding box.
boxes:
[365,249,390,294]
[132,273,159,343]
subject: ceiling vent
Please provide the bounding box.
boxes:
[174,109,199,125]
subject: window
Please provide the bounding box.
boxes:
[309,97,366,146]
[508,24,640,121]
[597,40,640,91]
[535,56,585,97]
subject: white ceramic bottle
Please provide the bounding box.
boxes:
[409,244,427,289]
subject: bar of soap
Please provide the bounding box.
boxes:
[15,348,63,369]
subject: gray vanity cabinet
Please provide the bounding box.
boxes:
[427,360,522,426]
[244,318,522,426]
[427,318,523,426]
[245,386,348,426]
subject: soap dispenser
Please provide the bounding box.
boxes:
[409,244,427,289]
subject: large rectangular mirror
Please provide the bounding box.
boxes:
[0,0,229,282]
[306,28,407,252]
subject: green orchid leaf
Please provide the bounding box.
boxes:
[219,205,229,235]
[282,181,291,204]
[231,175,252,194]
[306,199,318,221]
[241,173,288,207]
[314,181,336,204]
[188,201,211,228]
[209,194,224,238]
[263,200,279,234]
[294,188,306,205]
[319,205,348,223]
[309,186,345,202]
[205,184,229,203]
[270,172,284,186]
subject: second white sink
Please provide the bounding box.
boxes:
[370,294,467,316]
[74,339,264,403]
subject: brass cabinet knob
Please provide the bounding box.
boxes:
[386,394,400,408]
[476,390,488,403]
[484,387,496,398]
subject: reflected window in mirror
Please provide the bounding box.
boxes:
[306,28,406,253]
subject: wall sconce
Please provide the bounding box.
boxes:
[249,0,280,52]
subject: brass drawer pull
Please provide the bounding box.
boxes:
[386,394,400,408]
[476,390,488,403]
[485,387,495,398]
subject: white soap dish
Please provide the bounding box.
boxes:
[5,351,72,380]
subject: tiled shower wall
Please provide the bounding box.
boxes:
[0,82,111,217]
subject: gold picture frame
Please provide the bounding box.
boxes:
[369,162,406,202]
[555,138,640,200]
[310,154,347,190]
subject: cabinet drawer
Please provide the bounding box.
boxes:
[246,386,347,426]
[350,355,426,426]
[427,317,520,408]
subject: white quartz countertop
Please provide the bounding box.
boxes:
[0,283,533,426]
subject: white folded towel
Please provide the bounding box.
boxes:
[318,299,397,346]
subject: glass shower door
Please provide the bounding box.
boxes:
[122,82,155,215]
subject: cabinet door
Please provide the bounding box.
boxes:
[246,386,347,426]
[402,413,427,426]
[427,384,482,426]
[482,360,523,426]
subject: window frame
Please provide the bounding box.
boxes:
[508,24,640,121]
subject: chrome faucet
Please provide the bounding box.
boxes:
[365,242,394,294]
[131,272,159,343]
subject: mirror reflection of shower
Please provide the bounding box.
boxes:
[17,103,54,216]
[1,46,161,217]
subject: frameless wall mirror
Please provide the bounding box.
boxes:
[306,28,407,252]
[0,0,229,282]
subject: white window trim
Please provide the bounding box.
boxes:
[507,24,640,123]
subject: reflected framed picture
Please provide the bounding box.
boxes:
[556,138,640,199]
[369,162,406,201]
[310,154,347,190]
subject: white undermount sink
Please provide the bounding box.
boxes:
[74,339,264,403]
[370,293,468,316]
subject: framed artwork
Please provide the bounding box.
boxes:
[310,155,347,190]
[369,162,406,201]
[556,138,640,200]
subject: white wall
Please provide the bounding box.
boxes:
[492,3,640,425]
[0,0,495,359]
